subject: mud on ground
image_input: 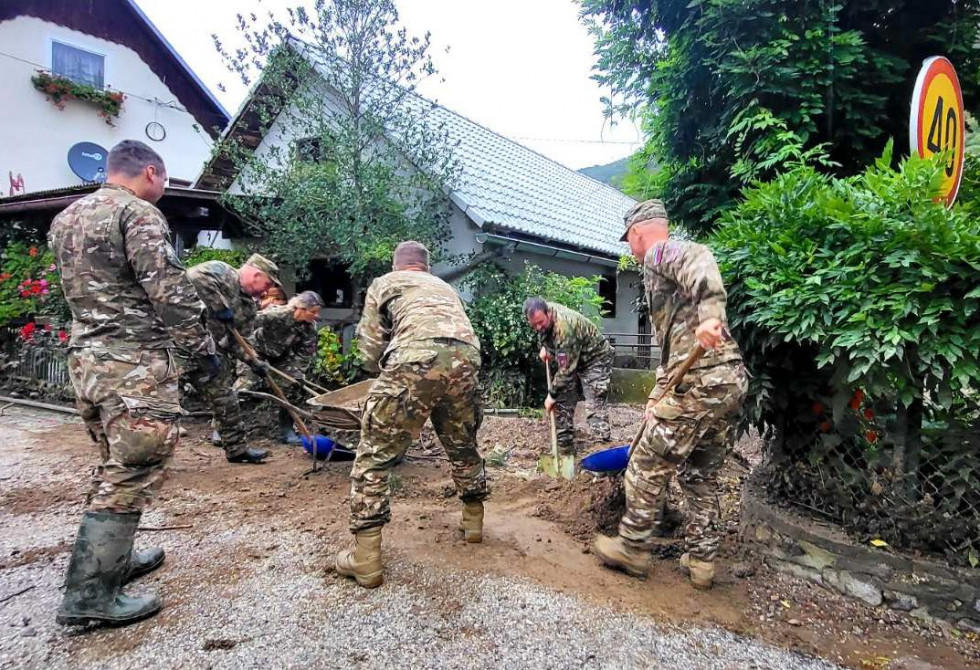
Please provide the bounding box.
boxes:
[0,403,976,669]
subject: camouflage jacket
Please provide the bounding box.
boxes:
[643,240,742,375]
[540,302,612,395]
[47,184,213,356]
[187,260,257,360]
[251,304,317,377]
[357,270,480,373]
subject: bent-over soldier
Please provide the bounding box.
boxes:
[335,241,486,588]
[243,290,323,443]
[49,140,218,626]
[185,254,282,463]
[524,297,613,453]
[592,199,747,589]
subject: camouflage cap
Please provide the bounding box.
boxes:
[621,199,669,241]
[244,253,284,291]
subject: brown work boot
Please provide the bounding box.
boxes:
[460,501,484,543]
[335,527,383,588]
[591,535,651,578]
[679,552,715,589]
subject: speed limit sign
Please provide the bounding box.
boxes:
[910,56,965,206]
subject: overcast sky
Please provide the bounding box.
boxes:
[134,0,642,170]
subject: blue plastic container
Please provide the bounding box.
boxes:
[300,435,355,461]
[580,445,630,473]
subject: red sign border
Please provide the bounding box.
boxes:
[910,56,966,206]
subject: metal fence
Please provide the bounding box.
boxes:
[761,422,980,567]
[0,327,70,389]
[605,332,660,370]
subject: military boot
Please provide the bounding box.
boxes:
[56,511,162,627]
[460,501,484,543]
[591,534,651,578]
[123,547,165,584]
[679,553,715,589]
[226,445,270,464]
[335,527,384,588]
[278,409,302,445]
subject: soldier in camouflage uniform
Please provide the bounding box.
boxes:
[185,254,283,463]
[48,140,218,626]
[524,298,613,453]
[592,199,747,589]
[240,290,323,443]
[335,241,486,588]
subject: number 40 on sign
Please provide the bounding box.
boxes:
[910,56,966,206]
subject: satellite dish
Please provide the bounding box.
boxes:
[67,142,108,182]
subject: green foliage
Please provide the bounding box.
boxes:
[581,0,980,234]
[183,246,249,268]
[713,149,980,563]
[212,0,456,287]
[465,263,604,407]
[0,243,69,326]
[312,326,360,386]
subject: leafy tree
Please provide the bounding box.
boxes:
[580,0,980,233]
[212,0,457,300]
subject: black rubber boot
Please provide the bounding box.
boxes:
[123,548,165,584]
[278,409,302,445]
[56,511,162,627]
[226,446,270,464]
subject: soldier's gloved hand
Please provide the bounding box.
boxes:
[214,307,235,323]
[249,359,270,377]
[202,353,222,379]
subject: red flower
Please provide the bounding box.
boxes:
[58,330,68,344]
[30,284,42,295]
[820,421,832,433]
[43,323,52,332]
[866,431,878,444]
[811,402,824,416]
[863,409,875,420]
[28,247,38,257]
[19,290,30,298]
[19,322,36,340]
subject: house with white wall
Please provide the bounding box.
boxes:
[0,0,229,195]
[195,39,644,343]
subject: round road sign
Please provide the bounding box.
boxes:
[909,56,965,206]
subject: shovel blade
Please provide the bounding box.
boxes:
[538,454,576,480]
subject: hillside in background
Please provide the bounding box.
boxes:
[579,157,629,186]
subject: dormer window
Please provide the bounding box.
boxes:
[51,41,104,89]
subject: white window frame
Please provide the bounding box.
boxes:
[48,36,108,90]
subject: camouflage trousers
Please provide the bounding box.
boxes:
[554,349,613,454]
[349,340,487,532]
[619,362,747,562]
[67,348,182,514]
[182,353,248,457]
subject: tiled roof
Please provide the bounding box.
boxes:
[301,43,636,258]
[429,104,636,257]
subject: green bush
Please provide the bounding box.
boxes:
[712,146,980,563]
[184,246,249,268]
[465,262,604,408]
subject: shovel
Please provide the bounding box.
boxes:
[538,358,576,480]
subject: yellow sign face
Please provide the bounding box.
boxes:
[910,56,965,205]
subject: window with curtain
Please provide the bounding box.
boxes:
[51,41,104,89]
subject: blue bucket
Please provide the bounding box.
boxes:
[301,435,356,461]
[580,445,630,473]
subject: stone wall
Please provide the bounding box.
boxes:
[741,476,980,632]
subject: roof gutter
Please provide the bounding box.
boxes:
[476,232,620,269]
